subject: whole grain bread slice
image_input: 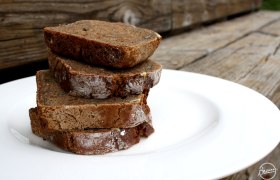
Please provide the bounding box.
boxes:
[30,108,154,155]
[48,50,162,99]
[44,20,161,68]
[36,70,151,130]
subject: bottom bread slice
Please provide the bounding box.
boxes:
[29,108,154,155]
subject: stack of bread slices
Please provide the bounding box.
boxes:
[29,20,162,155]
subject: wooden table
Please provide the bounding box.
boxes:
[151,10,280,180]
[0,0,261,70]
[0,0,263,84]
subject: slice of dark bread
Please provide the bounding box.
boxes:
[36,70,151,130]
[44,20,161,68]
[30,108,154,155]
[48,50,162,99]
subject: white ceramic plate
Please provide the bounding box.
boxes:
[0,70,279,180]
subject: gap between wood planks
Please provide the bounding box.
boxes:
[256,31,279,37]
[273,40,280,55]
[236,53,271,82]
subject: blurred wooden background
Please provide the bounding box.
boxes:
[0,0,261,83]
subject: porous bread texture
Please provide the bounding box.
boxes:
[36,70,151,130]
[44,20,161,68]
[48,50,162,99]
[29,108,154,155]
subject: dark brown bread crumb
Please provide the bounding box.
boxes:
[29,108,154,155]
[36,70,151,130]
[48,50,162,99]
[44,20,161,68]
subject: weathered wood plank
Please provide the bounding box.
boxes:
[181,33,280,81]
[0,0,263,70]
[0,35,47,69]
[0,0,172,31]
[151,50,206,70]
[0,0,172,69]
[0,25,42,41]
[261,19,280,36]
[152,11,280,69]
[238,51,280,100]
[171,0,261,30]
[227,0,262,15]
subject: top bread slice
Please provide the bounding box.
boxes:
[36,70,151,131]
[44,20,161,68]
[48,50,162,99]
